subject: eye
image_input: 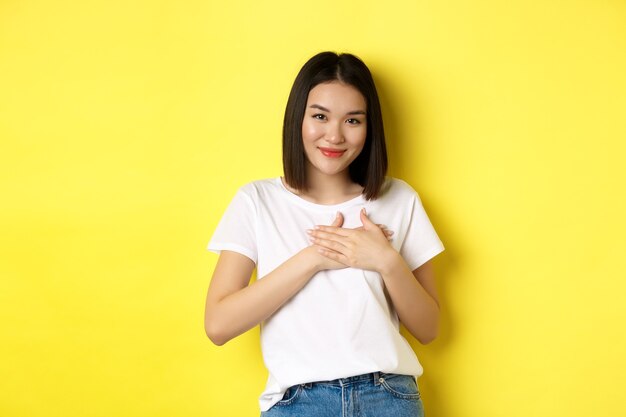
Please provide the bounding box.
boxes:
[312,113,327,121]
[346,118,362,125]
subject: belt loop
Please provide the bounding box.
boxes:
[373,372,381,386]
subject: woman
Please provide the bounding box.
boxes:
[205,51,444,416]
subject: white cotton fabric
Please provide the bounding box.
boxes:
[207,177,444,412]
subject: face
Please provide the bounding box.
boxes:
[301,81,367,180]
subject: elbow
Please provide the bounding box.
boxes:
[416,306,440,345]
[417,330,438,345]
[415,321,439,345]
[204,316,229,346]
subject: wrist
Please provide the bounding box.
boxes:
[299,246,324,274]
[377,248,403,276]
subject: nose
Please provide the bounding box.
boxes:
[326,122,345,144]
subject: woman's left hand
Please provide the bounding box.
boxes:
[307,208,397,272]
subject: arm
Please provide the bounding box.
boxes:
[204,214,347,346]
[378,256,440,344]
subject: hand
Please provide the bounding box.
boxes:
[305,211,350,272]
[307,208,397,273]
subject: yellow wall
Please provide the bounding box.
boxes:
[1,1,625,416]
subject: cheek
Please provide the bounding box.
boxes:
[349,128,367,148]
[302,120,322,142]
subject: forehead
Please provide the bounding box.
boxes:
[306,82,366,108]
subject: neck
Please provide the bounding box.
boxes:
[296,166,363,205]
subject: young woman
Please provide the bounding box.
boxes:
[205,52,444,417]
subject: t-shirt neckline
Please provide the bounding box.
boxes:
[276,177,366,211]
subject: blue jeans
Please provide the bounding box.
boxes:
[261,372,424,417]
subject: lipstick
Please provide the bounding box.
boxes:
[319,147,346,158]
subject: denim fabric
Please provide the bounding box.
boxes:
[260,372,424,417]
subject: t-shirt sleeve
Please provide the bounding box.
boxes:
[207,187,258,264]
[399,191,445,271]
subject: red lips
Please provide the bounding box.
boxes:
[318,147,346,158]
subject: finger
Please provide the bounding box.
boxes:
[352,225,392,238]
[360,208,376,228]
[313,225,352,237]
[309,235,348,252]
[308,228,350,242]
[316,246,349,264]
[378,225,394,235]
[308,231,353,249]
[331,211,344,227]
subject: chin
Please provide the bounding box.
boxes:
[315,165,350,177]
[306,154,357,177]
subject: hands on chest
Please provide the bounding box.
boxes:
[306,208,397,273]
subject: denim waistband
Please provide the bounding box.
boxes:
[301,372,389,388]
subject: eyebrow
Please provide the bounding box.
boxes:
[309,104,366,115]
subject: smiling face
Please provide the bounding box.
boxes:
[301,81,368,180]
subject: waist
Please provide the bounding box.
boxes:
[301,371,412,388]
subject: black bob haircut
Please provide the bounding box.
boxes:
[282,51,388,200]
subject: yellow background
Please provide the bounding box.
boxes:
[1,1,625,416]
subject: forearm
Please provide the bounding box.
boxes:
[378,251,440,344]
[206,248,319,345]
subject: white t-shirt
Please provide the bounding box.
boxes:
[207,177,444,412]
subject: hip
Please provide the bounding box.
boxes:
[261,372,424,417]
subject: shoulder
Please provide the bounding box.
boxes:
[235,177,283,201]
[236,177,278,192]
[379,177,422,202]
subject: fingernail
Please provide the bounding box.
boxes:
[306,229,312,234]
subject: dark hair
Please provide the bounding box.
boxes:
[282,51,388,200]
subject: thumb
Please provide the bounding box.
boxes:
[360,208,375,229]
[331,211,344,227]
